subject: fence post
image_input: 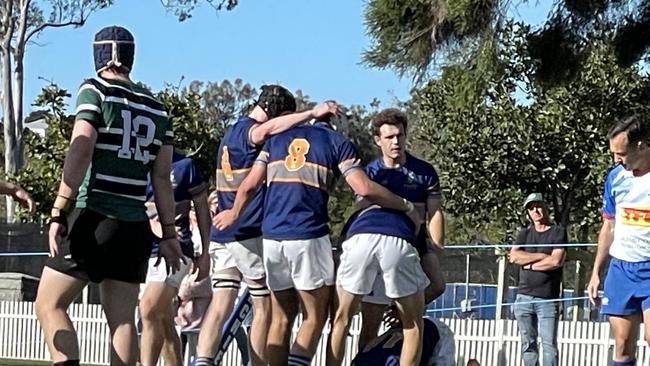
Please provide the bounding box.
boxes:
[572,260,585,321]
[495,249,508,321]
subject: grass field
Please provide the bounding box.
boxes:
[0,360,50,366]
[0,360,101,366]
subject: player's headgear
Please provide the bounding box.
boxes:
[255,85,296,119]
[93,26,135,74]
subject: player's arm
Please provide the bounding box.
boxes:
[426,196,445,249]
[591,219,614,279]
[0,181,34,213]
[592,219,614,275]
[55,120,97,200]
[47,120,97,256]
[344,169,415,213]
[213,161,266,230]
[151,145,177,236]
[152,145,185,273]
[587,218,614,305]
[190,187,211,278]
[249,101,338,146]
[191,188,211,253]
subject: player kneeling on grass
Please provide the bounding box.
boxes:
[352,318,455,366]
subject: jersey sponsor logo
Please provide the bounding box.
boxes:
[620,207,650,227]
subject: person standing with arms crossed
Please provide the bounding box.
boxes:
[509,193,566,366]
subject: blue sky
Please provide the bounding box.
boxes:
[23,0,551,115]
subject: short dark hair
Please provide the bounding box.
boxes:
[607,115,650,145]
[372,108,408,136]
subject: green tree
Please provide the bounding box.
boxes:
[160,79,257,181]
[159,0,238,21]
[364,0,650,83]
[408,22,650,244]
[15,84,73,222]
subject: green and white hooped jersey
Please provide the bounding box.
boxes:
[75,76,173,221]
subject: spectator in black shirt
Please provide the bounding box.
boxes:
[508,193,567,366]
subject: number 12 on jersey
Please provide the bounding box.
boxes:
[118,110,156,163]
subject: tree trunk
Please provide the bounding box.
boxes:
[1,0,17,222]
[13,0,30,171]
[2,50,17,223]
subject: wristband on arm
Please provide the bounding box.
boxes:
[403,198,415,213]
[161,222,177,240]
[49,195,76,236]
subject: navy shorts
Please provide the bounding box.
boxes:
[45,208,153,284]
[602,257,650,316]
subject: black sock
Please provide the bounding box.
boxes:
[54,360,80,366]
[193,356,215,366]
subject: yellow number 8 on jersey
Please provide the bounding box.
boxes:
[284,138,310,171]
[221,146,234,181]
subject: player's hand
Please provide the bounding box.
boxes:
[312,100,340,119]
[507,250,518,263]
[192,252,210,281]
[587,273,601,306]
[406,205,422,230]
[156,238,186,275]
[48,222,64,257]
[213,209,238,231]
[12,185,34,213]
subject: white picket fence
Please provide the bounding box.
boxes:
[1,301,650,365]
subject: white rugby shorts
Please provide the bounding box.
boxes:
[144,256,192,289]
[337,233,429,301]
[263,235,335,291]
[224,237,265,280]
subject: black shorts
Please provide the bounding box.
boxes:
[415,228,435,258]
[45,208,153,283]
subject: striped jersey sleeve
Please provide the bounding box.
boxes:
[162,117,174,145]
[336,138,361,176]
[75,81,103,128]
[426,166,442,199]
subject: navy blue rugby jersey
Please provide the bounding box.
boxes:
[147,151,207,257]
[352,318,440,366]
[346,152,441,252]
[256,122,361,240]
[211,116,265,243]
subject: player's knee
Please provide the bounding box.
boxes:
[249,281,271,300]
[271,311,293,331]
[424,281,445,303]
[35,295,57,320]
[139,296,166,322]
[333,306,354,328]
[212,276,241,293]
